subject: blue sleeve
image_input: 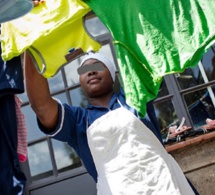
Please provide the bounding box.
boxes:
[38,101,83,152]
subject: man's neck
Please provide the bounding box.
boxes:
[89,91,114,108]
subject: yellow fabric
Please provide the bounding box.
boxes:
[1,0,101,78]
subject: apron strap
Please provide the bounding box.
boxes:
[86,98,123,128]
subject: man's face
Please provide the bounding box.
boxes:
[79,59,114,98]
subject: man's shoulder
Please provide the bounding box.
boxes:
[61,102,88,115]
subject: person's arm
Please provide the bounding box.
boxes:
[24,51,58,131]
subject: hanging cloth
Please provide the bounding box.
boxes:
[1,0,101,78]
[0,45,26,195]
[15,95,28,163]
[0,95,26,195]
[0,49,24,95]
[0,44,27,162]
[84,0,215,117]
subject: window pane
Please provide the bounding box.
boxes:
[201,47,215,81]
[48,71,64,93]
[28,141,53,181]
[53,92,69,104]
[21,105,45,142]
[154,99,177,140]
[185,87,215,128]
[70,87,89,107]
[176,66,204,90]
[157,79,169,97]
[85,17,109,37]
[64,58,81,87]
[52,139,82,173]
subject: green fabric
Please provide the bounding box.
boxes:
[84,0,215,117]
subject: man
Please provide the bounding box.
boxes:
[24,51,198,194]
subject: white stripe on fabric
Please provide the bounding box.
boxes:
[48,98,65,137]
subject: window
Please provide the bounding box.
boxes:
[154,45,215,141]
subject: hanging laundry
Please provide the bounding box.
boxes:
[15,95,28,163]
[0,53,24,95]
[1,0,101,78]
[0,45,26,194]
[0,95,27,195]
[84,0,215,117]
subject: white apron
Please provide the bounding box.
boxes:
[87,106,195,195]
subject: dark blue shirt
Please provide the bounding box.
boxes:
[0,46,24,96]
[39,88,163,182]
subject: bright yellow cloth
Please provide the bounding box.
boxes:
[1,0,101,78]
